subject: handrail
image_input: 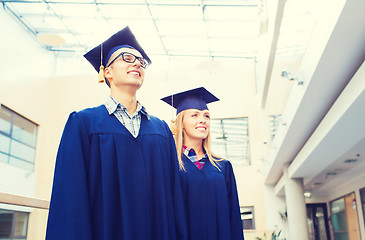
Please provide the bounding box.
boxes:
[0,192,49,210]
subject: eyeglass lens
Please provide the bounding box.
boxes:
[122,53,147,68]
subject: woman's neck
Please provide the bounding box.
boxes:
[184,139,205,158]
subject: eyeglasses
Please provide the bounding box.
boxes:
[107,52,149,68]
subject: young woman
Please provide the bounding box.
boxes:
[162,87,244,240]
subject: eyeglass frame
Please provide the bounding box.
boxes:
[106,52,149,68]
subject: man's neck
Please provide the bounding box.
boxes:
[111,88,138,117]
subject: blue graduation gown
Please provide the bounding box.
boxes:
[180,155,244,240]
[46,105,187,240]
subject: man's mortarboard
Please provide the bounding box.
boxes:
[161,87,219,115]
[83,26,151,83]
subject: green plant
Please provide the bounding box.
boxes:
[271,229,281,240]
[256,235,264,240]
[256,227,286,240]
[271,229,286,240]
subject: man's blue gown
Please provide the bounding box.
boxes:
[46,105,187,240]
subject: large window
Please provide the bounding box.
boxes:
[0,104,38,171]
[0,209,29,240]
[210,117,250,165]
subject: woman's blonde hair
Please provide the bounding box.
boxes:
[173,110,222,171]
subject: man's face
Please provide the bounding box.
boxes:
[105,47,146,90]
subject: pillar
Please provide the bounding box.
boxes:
[284,167,310,240]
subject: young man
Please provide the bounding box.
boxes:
[46,26,187,240]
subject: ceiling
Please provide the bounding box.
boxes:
[1,0,317,62]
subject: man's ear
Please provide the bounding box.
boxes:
[104,67,111,79]
[103,67,112,87]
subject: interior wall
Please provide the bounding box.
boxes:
[0,7,56,240]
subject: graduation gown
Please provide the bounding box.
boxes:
[179,155,244,240]
[46,105,187,240]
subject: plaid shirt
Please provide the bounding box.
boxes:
[104,95,149,138]
[182,145,208,170]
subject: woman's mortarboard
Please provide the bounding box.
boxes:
[161,87,219,134]
[161,87,219,115]
[83,26,151,84]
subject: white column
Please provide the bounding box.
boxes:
[284,167,309,240]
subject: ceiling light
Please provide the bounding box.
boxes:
[196,60,221,70]
[37,33,66,47]
[326,172,338,178]
[344,159,357,163]
[281,68,304,85]
[304,191,312,198]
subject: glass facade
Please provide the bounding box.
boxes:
[0,104,38,171]
[331,197,349,240]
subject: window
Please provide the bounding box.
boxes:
[241,206,255,230]
[0,209,29,240]
[269,114,282,140]
[0,104,38,171]
[210,117,250,165]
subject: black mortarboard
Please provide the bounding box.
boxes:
[161,87,219,115]
[83,26,151,83]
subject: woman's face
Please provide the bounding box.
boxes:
[182,109,210,142]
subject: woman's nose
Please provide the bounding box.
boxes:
[199,116,206,123]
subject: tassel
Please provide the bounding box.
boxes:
[170,119,177,135]
[98,65,105,83]
[98,43,105,83]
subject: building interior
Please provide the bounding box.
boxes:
[0,0,365,239]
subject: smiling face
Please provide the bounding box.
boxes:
[104,47,145,90]
[182,109,211,144]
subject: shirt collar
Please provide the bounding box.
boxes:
[140,105,150,120]
[182,145,208,160]
[104,95,150,119]
[182,145,194,156]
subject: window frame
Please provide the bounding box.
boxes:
[210,116,251,166]
[0,104,38,172]
[0,209,29,240]
[241,206,255,230]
